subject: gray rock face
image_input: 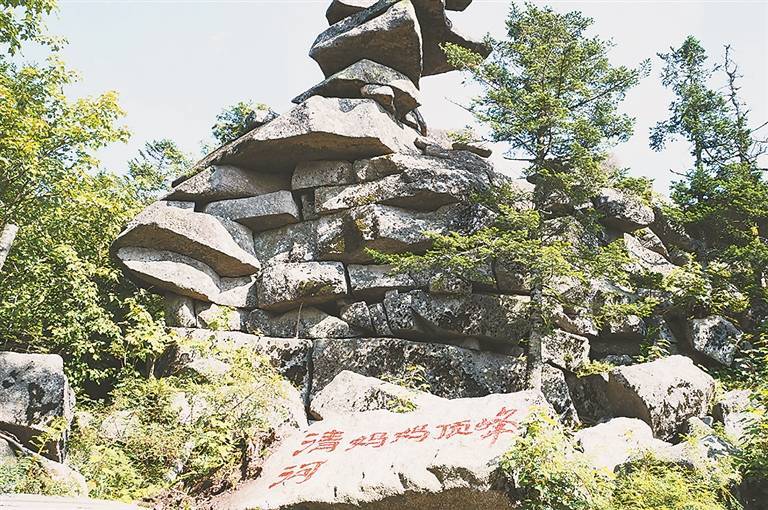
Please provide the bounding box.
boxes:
[291,160,355,191]
[194,97,418,174]
[347,264,425,298]
[0,223,18,273]
[368,302,393,336]
[383,290,531,345]
[325,0,377,24]
[566,372,612,425]
[312,337,528,399]
[494,258,533,294]
[624,233,677,276]
[310,370,445,419]
[541,364,579,425]
[540,330,590,373]
[689,316,743,366]
[294,60,421,118]
[713,389,757,443]
[253,202,494,266]
[195,303,249,332]
[203,191,300,232]
[257,261,348,311]
[166,165,291,203]
[607,355,715,440]
[168,329,313,390]
[114,203,259,277]
[360,84,396,113]
[594,188,655,232]
[118,248,257,307]
[0,352,75,461]
[312,1,424,84]
[339,301,374,332]
[214,390,549,510]
[575,418,671,472]
[312,156,493,215]
[163,293,197,328]
[248,307,360,339]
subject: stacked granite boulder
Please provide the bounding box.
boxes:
[109,0,751,508]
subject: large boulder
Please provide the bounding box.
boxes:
[593,188,655,232]
[312,0,423,84]
[113,203,260,277]
[383,290,531,345]
[689,316,743,366]
[540,364,579,425]
[309,370,445,419]
[165,165,290,203]
[713,389,758,443]
[347,264,425,298]
[213,390,550,510]
[257,261,348,311]
[291,160,355,191]
[575,417,671,472]
[193,97,418,174]
[0,353,75,462]
[203,191,300,232]
[293,59,421,118]
[606,355,715,440]
[248,307,361,340]
[540,329,590,373]
[312,337,527,399]
[623,233,677,276]
[312,155,493,215]
[117,248,257,307]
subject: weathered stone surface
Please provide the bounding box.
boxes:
[248,307,360,339]
[633,227,670,258]
[541,364,579,425]
[166,165,291,203]
[215,390,549,510]
[113,203,259,277]
[446,0,472,10]
[203,191,300,232]
[313,157,492,214]
[0,495,140,509]
[575,418,671,472]
[354,151,495,185]
[566,372,612,425]
[383,290,531,345]
[594,188,655,232]
[253,202,494,266]
[291,160,355,191]
[360,84,396,113]
[168,329,313,390]
[540,330,590,373]
[312,337,528,399]
[325,0,377,24]
[295,60,421,117]
[339,301,374,332]
[195,303,249,332]
[310,370,445,419]
[368,302,393,336]
[257,261,348,311]
[649,204,698,253]
[494,258,533,294]
[312,1,423,84]
[163,293,197,328]
[347,264,425,298]
[0,223,19,272]
[624,233,677,276]
[118,248,256,307]
[193,97,418,175]
[689,316,743,366]
[452,141,492,158]
[713,389,757,443]
[0,353,74,461]
[607,355,715,440]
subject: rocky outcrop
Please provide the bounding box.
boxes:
[213,387,550,510]
[689,315,743,366]
[606,355,715,440]
[0,353,75,462]
[575,417,671,472]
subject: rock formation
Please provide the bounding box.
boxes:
[89,0,751,507]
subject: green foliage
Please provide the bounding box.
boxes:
[69,339,286,501]
[381,364,431,413]
[500,408,614,510]
[211,101,270,146]
[445,2,648,205]
[0,456,80,496]
[0,0,57,54]
[575,359,615,377]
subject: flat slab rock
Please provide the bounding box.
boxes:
[312,337,528,399]
[191,96,417,174]
[0,495,140,510]
[214,389,550,510]
[165,165,291,203]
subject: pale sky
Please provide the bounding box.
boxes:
[38,0,768,192]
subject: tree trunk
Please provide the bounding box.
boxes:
[0,223,18,273]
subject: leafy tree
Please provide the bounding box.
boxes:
[0,0,56,54]
[211,100,271,146]
[444,2,648,205]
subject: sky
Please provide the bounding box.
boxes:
[38,0,768,193]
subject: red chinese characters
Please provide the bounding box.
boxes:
[475,407,520,445]
[292,429,345,457]
[434,419,473,440]
[391,424,431,443]
[269,461,326,489]
[346,431,389,450]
